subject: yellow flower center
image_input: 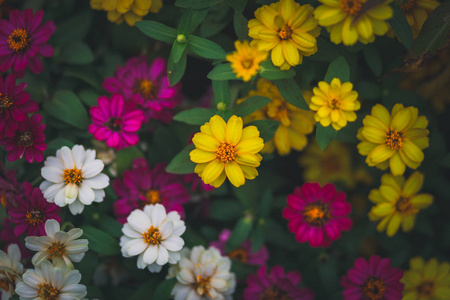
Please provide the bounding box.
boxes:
[0,280,10,292]
[363,277,386,300]
[0,193,6,207]
[278,26,293,40]
[142,226,161,245]
[8,28,30,53]
[330,98,340,109]
[37,283,60,300]
[303,203,330,226]
[145,190,161,205]
[241,58,254,70]
[401,0,416,13]
[26,209,44,226]
[216,143,237,163]
[194,274,215,297]
[48,242,66,259]
[63,168,83,185]
[17,131,34,147]
[259,287,291,300]
[385,130,403,150]
[135,79,155,99]
[228,248,247,262]
[417,281,434,297]
[0,92,13,112]
[340,0,363,16]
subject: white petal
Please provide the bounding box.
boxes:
[156,246,169,265]
[32,251,50,266]
[162,236,184,252]
[83,149,96,165]
[127,210,151,233]
[44,156,64,169]
[147,263,163,273]
[60,146,75,169]
[45,219,61,237]
[124,239,147,257]
[82,174,109,189]
[39,180,53,193]
[72,145,85,168]
[65,240,89,253]
[137,253,146,269]
[41,166,64,183]
[82,160,104,178]
[78,183,95,205]
[151,204,167,226]
[54,231,69,244]
[93,189,105,202]
[22,271,45,286]
[177,269,195,284]
[15,282,38,298]
[7,244,21,261]
[168,251,181,264]
[66,228,83,241]
[173,285,192,300]
[54,188,66,207]
[64,183,78,199]
[42,182,65,201]
[143,245,158,264]
[159,220,173,239]
[60,283,87,296]
[122,223,142,238]
[67,252,85,262]
[68,201,84,215]
[51,267,64,289]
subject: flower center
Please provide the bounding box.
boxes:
[0,280,10,292]
[145,189,161,205]
[194,274,215,297]
[228,248,247,262]
[395,196,417,215]
[363,277,386,300]
[303,202,330,226]
[37,283,60,300]
[278,26,293,40]
[241,58,254,69]
[330,98,340,109]
[417,281,434,297]
[259,287,291,300]
[17,131,34,147]
[340,0,363,16]
[216,143,237,163]
[8,28,30,53]
[135,79,155,99]
[1,193,7,207]
[26,209,44,226]
[0,93,13,112]
[48,242,66,259]
[106,117,123,131]
[401,0,416,13]
[385,130,403,150]
[63,168,83,185]
[142,226,161,245]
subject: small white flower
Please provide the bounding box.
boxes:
[120,204,186,273]
[168,246,236,300]
[0,244,23,300]
[40,145,110,215]
[25,219,89,269]
[15,260,87,300]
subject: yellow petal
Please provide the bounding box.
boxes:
[390,108,412,132]
[369,144,395,164]
[386,212,402,237]
[192,133,219,152]
[362,126,387,144]
[372,104,391,126]
[376,215,392,232]
[235,153,262,167]
[282,41,300,66]
[240,165,259,180]
[194,163,208,175]
[225,162,245,187]
[401,214,416,232]
[424,259,439,280]
[209,115,227,143]
[355,15,373,40]
[369,189,386,204]
[241,126,261,140]
[226,115,243,145]
[201,159,225,184]
[273,125,290,155]
[315,7,346,26]
[209,171,226,188]
[271,43,285,67]
[380,184,400,203]
[410,257,425,271]
[279,0,295,22]
[317,106,331,117]
[236,137,264,153]
[381,173,403,192]
[134,0,152,10]
[290,4,312,28]
[117,0,133,13]
[123,11,142,26]
[103,0,118,11]
[190,149,216,164]
[389,152,406,176]
[410,194,433,209]
[402,140,424,163]
[402,172,424,197]
[363,115,389,132]
[341,16,358,46]
[370,203,395,217]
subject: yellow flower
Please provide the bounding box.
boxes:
[402,257,450,300]
[226,40,268,82]
[189,115,264,188]
[368,172,433,237]
[314,0,393,45]
[309,78,361,130]
[238,79,315,155]
[357,104,429,175]
[248,0,320,70]
[90,0,163,26]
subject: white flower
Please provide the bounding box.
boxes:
[120,204,186,273]
[15,260,87,300]
[0,244,23,300]
[40,145,110,215]
[25,219,89,269]
[169,246,236,300]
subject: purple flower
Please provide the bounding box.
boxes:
[1,219,31,258]
[0,163,19,208]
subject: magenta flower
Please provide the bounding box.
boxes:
[282,182,352,247]
[0,163,19,208]
[0,9,56,75]
[103,56,182,123]
[341,255,404,300]
[0,73,38,136]
[210,229,268,266]
[243,265,314,300]
[89,94,144,151]
[1,219,31,259]
[0,113,46,163]
[7,182,61,236]
[113,158,189,223]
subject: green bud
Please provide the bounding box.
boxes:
[176,34,187,44]
[216,102,227,111]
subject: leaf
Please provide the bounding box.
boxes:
[188,35,227,59]
[64,66,102,91]
[178,9,193,36]
[115,146,144,175]
[199,2,230,38]
[246,120,280,142]
[362,45,382,77]
[316,123,337,150]
[226,0,247,13]
[388,3,413,50]
[168,51,187,86]
[135,21,177,43]
[78,89,100,107]
[231,96,271,118]
[273,78,309,110]
[249,219,265,252]
[128,276,159,300]
[45,138,75,156]
[234,12,249,41]
[210,199,244,221]
[76,251,99,285]
[324,56,350,83]
[171,41,187,64]
[152,278,177,300]
[207,64,237,81]
[53,10,93,43]
[95,215,123,238]
[81,225,120,255]
[58,41,94,65]
[225,215,253,252]
[44,90,89,130]
[212,80,231,106]
[166,144,196,174]
[260,61,296,80]
[173,108,217,125]
[175,0,222,9]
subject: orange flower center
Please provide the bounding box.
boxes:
[330,98,340,109]
[259,287,291,300]
[395,196,417,215]
[1,193,7,207]
[216,143,237,163]
[340,0,363,16]
[63,168,83,185]
[385,130,403,150]
[26,209,44,226]
[8,28,30,52]
[303,203,330,226]
[0,92,13,112]
[0,279,10,292]
[194,274,215,297]
[228,248,248,262]
[145,189,161,204]
[363,277,386,300]
[417,281,434,297]
[401,0,416,13]
[48,242,66,259]
[17,131,34,147]
[38,283,60,300]
[135,79,155,99]
[241,58,254,69]
[278,26,293,40]
[142,226,161,245]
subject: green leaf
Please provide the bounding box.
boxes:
[81,225,120,255]
[388,3,413,50]
[44,90,89,130]
[115,146,144,175]
[324,56,350,83]
[226,0,247,13]
[171,41,187,64]
[173,108,216,125]
[356,81,381,100]
[316,123,337,150]
[95,215,123,239]
[249,219,265,252]
[212,80,231,106]
[178,9,193,36]
[210,199,244,221]
[226,215,253,252]
[136,21,177,43]
[175,0,222,9]
[258,189,272,219]
[166,144,196,174]
[188,35,227,59]
[247,120,280,142]
[153,278,177,300]
[260,61,296,80]
[76,251,99,285]
[53,10,93,43]
[234,12,249,41]
[128,276,159,300]
[45,138,75,156]
[199,2,230,38]
[168,51,187,86]
[273,78,309,110]
[207,64,237,81]
[231,96,271,118]
[78,89,100,107]
[362,45,382,77]
[64,66,102,91]
[58,41,94,65]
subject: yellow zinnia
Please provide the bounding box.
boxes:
[309,78,361,130]
[402,257,450,300]
[357,104,429,175]
[90,0,163,26]
[248,0,321,70]
[368,172,433,237]
[226,40,268,82]
[314,0,393,45]
[189,115,264,188]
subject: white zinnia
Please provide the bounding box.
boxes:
[15,260,87,300]
[0,244,23,300]
[25,219,89,269]
[168,246,236,300]
[120,204,186,273]
[40,145,110,215]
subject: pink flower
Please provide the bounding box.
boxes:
[1,219,32,258]
[341,255,403,300]
[103,56,182,123]
[243,265,314,300]
[88,94,144,151]
[0,9,56,75]
[210,229,268,266]
[0,163,19,208]
[113,158,189,223]
[7,182,61,236]
[282,182,352,247]
[0,113,46,163]
[0,73,38,136]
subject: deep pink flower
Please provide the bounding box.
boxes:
[0,9,56,75]
[1,219,32,258]
[0,163,19,208]
[7,182,61,236]
[0,73,38,136]
[0,113,46,163]
[113,158,189,223]
[243,265,314,300]
[282,182,352,247]
[103,56,182,123]
[210,229,268,266]
[341,255,404,300]
[89,94,144,151]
